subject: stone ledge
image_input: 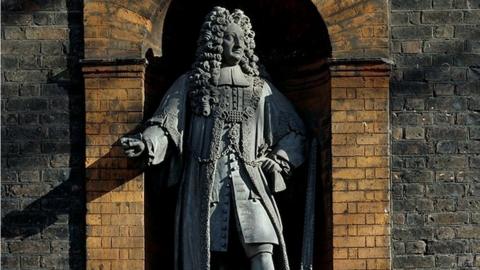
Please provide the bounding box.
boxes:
[81,58,147,77]
[329,58,393,77]
[80,58,148,66]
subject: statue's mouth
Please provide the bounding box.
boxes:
[232,50,243,56]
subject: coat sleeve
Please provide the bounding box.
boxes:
[141,74,189,186]
[144,74,189,154]
[142,125,169,166]
[264,80,306,168]
[271,132,305,174]
[262,80,306,192]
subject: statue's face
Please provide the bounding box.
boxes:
[222,23,245,66]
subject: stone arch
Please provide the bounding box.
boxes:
[83,1,390,269]
[313,0,389,58]
[83,0,389,60]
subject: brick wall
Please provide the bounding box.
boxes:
[314,0,389,58]
[1,0,85,269]
[83,0,161,59]
[331,61,391,270]
[83,61,146,270]
[82,0,390,61]
[390,0,480,269]
[5,0,480,269]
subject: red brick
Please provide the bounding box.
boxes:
[334,237,366,248]
[332,99,365,111]
[333,145,365,156]
[334,259,367,270]
[333,168,366,179]
[357,225,389,236]
[334,214,366,225]
[358,247,389,258]
[332,78,366,88]
[333,123,365,134]
[356,88,388,98]
[356,157,388,167]
[333,191,366,202]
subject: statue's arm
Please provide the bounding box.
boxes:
[270,131,306,176]
[121,74,188,165]
[120,125,170,166]
[262,80,307,175]
[260,131,305,193]
[142,125,170,166]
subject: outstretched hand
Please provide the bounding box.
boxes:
[120,136,145,157]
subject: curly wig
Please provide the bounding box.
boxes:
[189,7,260,116]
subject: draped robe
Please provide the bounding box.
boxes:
[142,68,306,270]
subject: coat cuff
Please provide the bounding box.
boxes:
[142,125,169,166]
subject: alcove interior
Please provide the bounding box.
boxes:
[143,1,332,269]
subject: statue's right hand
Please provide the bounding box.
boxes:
[120,136,146,157]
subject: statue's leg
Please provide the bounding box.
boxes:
[244,243,274,270]
[211,251,229,270]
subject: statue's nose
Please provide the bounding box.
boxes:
[234,36,243,47]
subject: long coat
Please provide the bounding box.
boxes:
[142,73,305,270]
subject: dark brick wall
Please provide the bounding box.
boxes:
[391,0,480,269]
[1,0,85,269]
[2,0,480,269]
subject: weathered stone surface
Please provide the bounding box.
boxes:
[393,255,435,268]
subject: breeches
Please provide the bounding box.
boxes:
[210,231,274,270]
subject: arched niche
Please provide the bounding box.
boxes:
[143,1,333,270]
[83,0,388,60]
[83,0,391,269]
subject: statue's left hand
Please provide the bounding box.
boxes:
[259,157,282,174]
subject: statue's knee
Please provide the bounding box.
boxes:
[250,251,274,270]
[244,243,273,258]
[251,251,272,261]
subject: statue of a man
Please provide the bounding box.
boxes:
[121,7,306,270]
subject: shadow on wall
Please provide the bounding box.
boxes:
[1,0,85,269]
[1,139,146,269]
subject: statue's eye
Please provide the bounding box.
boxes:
[224,34,233,41]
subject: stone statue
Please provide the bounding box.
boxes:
[121,7,306,270]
